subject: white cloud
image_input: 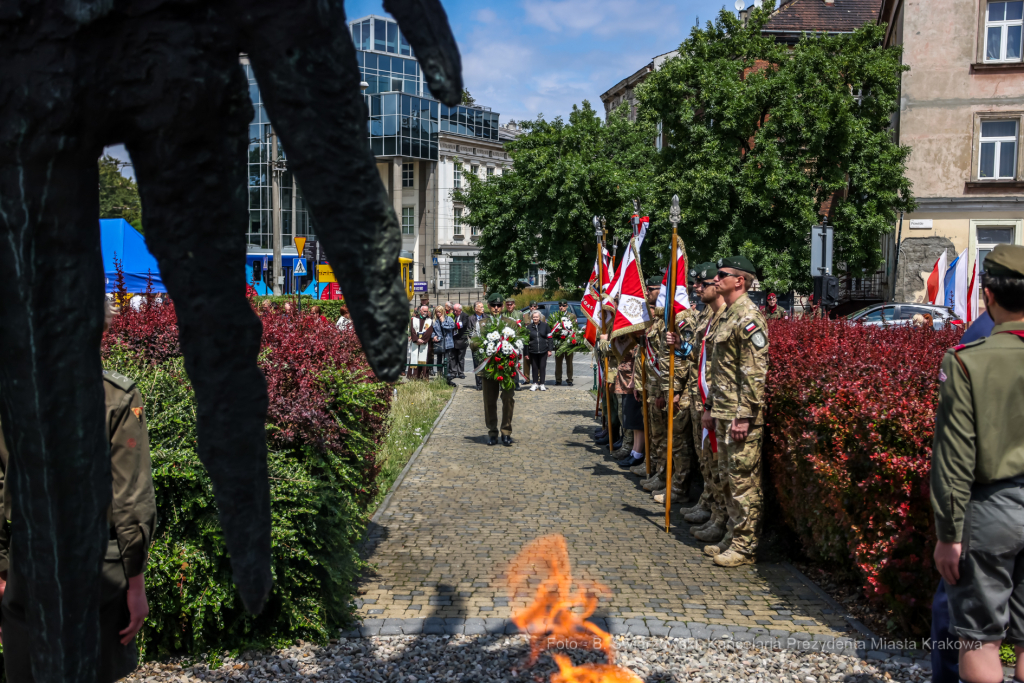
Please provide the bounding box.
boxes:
[522,0,676,37]
[475,8,498,23]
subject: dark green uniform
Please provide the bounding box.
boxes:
[474,313,520,439]
[0,371,156,683]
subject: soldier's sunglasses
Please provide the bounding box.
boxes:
[716,270,740,281]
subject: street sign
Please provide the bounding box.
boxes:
[432,256,439,266]
[293,258,307,276]
[413,281,428,293]
[431,248,442,256]
[303,239,318,263]
[810,224,834,276]
[294,236,307,256]
[317,264,335,283]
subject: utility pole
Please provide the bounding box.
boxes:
[270,129,285,296]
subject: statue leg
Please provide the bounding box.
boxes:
[243,9,408,381]
[125,102,272,613]
[0,150,108,683]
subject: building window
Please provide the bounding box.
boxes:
[402,206,415,235]
[985,1,1023,62]
[453,163,462,189]
[486,167,494,179]
[471,164,479,177]
[978,227,1015,274]
[451,256,476,288]
[454,207,463,235]
[979,120,1019,179]
[402,162,414,187]
[471,222,480,237]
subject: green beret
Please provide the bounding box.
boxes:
[697,262,717,281]
[559,299,568,305]
[646,275,662,288]
[717,254,756,275]
[487,293,503,304]
[530,300,538,306]
[984,244,1024,278]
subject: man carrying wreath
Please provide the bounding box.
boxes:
[471,293,522,446]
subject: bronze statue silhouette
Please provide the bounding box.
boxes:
[0,0,461,679]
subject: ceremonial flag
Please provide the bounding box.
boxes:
[952,249,971,322]
[632,215,650,250]
[655,243,690,313]
[943,252,961,310]
[697,319,717,453]
[965,256,979,324]
[580,252,611,326]
[610,240,652,339]
[583,319,597,349]
[926,250,948,305]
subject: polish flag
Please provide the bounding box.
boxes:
[655,243,690,314]
[926,250,947,306]
[952,250,972,323]
[580,252,611,326]
[965,257,980,324]
[609,240,652,339]
[632,214,650,249]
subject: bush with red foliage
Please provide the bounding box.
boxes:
[764,318,962,634]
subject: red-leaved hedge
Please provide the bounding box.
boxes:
[765,318,962,634]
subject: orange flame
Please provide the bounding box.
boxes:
[551,655,643,683]
[507,534,639,683]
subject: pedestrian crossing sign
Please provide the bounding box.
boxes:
[293,258,307,276]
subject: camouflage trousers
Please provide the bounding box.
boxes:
[691,404,727,523]
[714,420,764,558]
[646,399,690,490]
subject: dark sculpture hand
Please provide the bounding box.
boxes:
[0,1,462,680]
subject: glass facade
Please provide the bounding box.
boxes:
[244,62,312,249]
[351,15,500,160]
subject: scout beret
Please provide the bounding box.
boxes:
[717,255,756,275]
[487,293,503,304]
[984,244,1024,278]
[559,299,568,304]
[646,275,662,288]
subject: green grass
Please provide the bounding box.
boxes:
[369,377,454,515]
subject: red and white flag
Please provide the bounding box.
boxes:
[609,240,652,339]
[580,251,611,326]
[927,250,948,306]
[965,256,979,324]
[656,243,690,314]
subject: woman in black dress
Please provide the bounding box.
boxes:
[525,310,552,391]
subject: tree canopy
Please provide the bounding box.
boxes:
[455,102,667,297]
[636,4,914,292]
[99,155,144,233]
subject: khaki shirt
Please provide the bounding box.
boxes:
[658,308,700,407]
[0,371,157,577]
[690,304,726,403]
[931,322,1024,543]
[707,293,769,425]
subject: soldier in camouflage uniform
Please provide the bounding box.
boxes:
[634,278,666,482]
[703,255,769,567]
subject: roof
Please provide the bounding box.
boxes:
[761,0,882,35]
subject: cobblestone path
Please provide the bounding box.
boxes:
[358,363,854,638]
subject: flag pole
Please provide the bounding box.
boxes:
[634,199,651,479]
[664,195,681,533]
[600,218,615,456]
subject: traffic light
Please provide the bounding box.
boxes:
[813,275,839,308]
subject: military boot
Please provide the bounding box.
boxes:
[641,475,665,492]
[653,488,684,504]
[683,508,712,524]
[692,523,725,543]
[713,549,755,567]
[703,542,727,557]
[630,463,649,477]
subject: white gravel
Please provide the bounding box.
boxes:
[124,633,931,683]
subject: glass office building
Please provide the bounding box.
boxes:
[243,59,312,250]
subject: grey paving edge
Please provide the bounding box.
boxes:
[779,562,877,641]
[335,617,934,667]
[367,383,459,526]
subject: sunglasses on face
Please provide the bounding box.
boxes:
[716,270,739,281]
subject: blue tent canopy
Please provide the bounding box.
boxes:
[100,218,166,293]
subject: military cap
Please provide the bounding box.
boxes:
[646,275,662,288]
[697,262,717,281]
[984,244,1024,278]
[559,299,569,305]
[530,300,539,306]
[505,296,515,303]
[487,293,504,305]
[717,255,756,275]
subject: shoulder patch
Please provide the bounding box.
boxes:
[132,406,144,421]
[751,331,768,349]
[102,370,136,392]
[744,321,757,334]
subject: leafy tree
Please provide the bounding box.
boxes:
[98,155,144,233]
[461,88,476,106]
[635,3,914,292]
[456,102,668,297]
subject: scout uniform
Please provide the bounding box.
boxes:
[550,300,576,386]
[705,256,769,567]
[0,370,157,683]
[932,244,1024,644]
[477,294,519,445]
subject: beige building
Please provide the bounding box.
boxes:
[880,0,1024,304]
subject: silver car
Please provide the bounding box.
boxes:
[847,303,957,329]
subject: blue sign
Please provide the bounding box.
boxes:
[413,281,428,293]
[292,258,307,276]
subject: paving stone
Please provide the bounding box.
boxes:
[668,627,691,638]
[357,371,851,640]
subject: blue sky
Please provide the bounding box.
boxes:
[345,0,732,124]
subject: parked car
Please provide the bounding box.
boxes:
[846,302,957,329]
[520,301,588,328]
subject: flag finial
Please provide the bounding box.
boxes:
[670,195,680,227]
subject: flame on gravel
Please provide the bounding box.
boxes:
[507,534,641,683]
